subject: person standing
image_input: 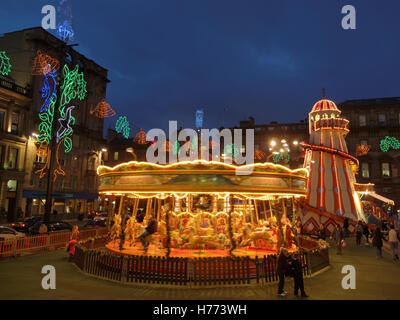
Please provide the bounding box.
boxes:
[343,218,349,238]
[276,247,290,296]
[332,224,344,255]
[388,225,399,261]
[288,253,309,298]
[372,227,384,259]
[363,222,370,245]
[356,221,363,246]
[318,224,326,240]
[38,223,48,234]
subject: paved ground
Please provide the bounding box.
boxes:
[0,238,399,300]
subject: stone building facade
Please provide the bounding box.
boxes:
[0,27,109,220]
[338,97,400,209]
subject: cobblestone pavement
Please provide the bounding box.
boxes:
[0,238,399,300]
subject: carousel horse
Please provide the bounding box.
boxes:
[124,216,136,246]
[110,214,122,242]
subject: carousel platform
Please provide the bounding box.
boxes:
[105,240,297,258]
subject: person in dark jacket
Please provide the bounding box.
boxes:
[318,224,326,240]
[372,227,385,259]
[276,247,290,296]
[356,221,363,245]
[138,214,158,251]
[343,218,349,238]
[363,222,370,245]
[332,224,344,255]
[288,253,308,298]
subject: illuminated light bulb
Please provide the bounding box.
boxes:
[270,140,276,147]
[281,139,286,143]
[280,149,284,153]
[293,141,298,145]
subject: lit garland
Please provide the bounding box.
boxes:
[0,51,11,76]
[115,116,130,139]
[273,151,290,164]
[223,144,240,158]
[254,149,266,161]
[90,99,116,118]
[380,136,400,152]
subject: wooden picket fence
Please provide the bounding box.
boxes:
[74,241,329,287]
[0,227,108,258]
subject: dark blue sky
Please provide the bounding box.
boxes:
[1,1,399,135]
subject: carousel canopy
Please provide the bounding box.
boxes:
[97,160,308,199]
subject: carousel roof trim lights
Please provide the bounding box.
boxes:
[97,159,309,176]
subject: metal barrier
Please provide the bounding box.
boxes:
[0,227,108,258]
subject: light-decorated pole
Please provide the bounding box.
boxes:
[43,42,81,223]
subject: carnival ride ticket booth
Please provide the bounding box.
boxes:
[97,160,308,258]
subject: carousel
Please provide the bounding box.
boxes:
[97,160,309,258]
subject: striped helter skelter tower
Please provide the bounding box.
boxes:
[301,99,365,234]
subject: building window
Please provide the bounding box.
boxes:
[359,114,366,127]
[378,113,386,124]
[114,152,119,161]
[8,147,18,169]
[382,162,390,177]
[11,113,19,134]
[0,110,5,131]
[361,163,369,178]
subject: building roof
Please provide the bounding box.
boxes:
[310,99,339,113]
[338,97,400,109]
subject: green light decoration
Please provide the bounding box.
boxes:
[0,51,11,76]
[58,64,87,153]
[273,151,290,164]
[380,136,400,152]
[115,116,130,139]
[173,141,180,155]
[223,144,240,159]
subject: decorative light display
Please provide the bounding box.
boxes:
[356,144,370,157]
[90,99,116,118]
[32,50,60,76]
[380,136,400,152]
[36,63,87,181]
[0,51,11,76]
[195,109,204,129]
[40,70,57,113]
[223,144,240,159]
[173,141,180,155]
[115,116,130,139]
[254,149,266,161]
[273,151,290,164]
[134,129,148,144]
[57,0,74,42]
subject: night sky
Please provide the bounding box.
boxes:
[1,0,399,135]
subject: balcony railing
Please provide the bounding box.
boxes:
[0,78,31,97]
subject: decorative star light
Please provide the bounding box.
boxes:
[0,51,11,76]
[115,116,130,139]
